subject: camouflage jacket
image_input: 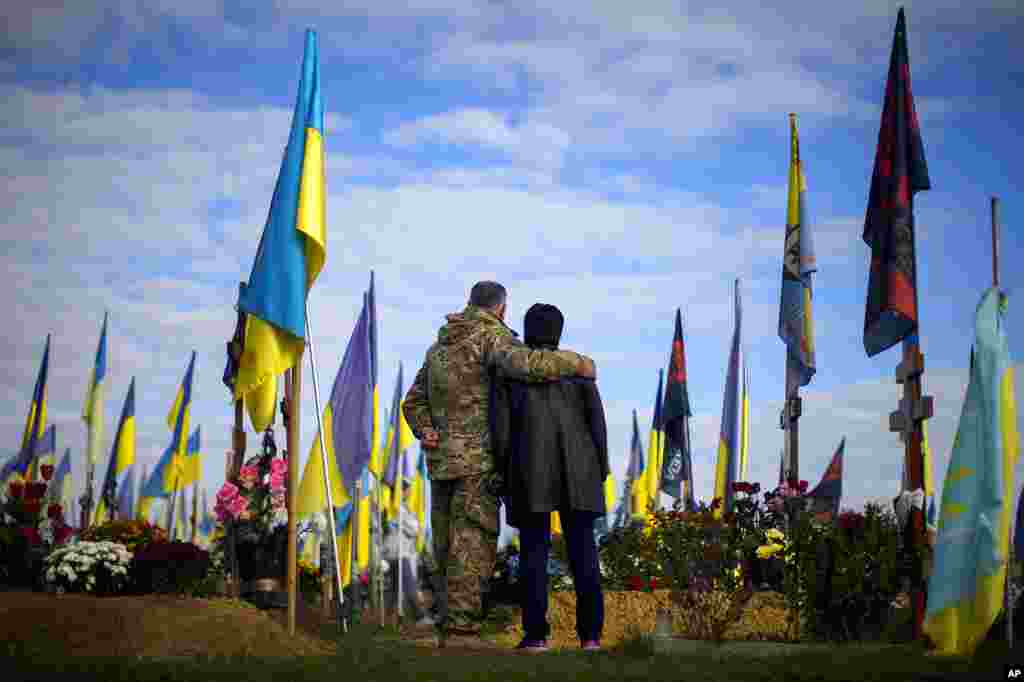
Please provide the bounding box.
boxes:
[402,305,592,480]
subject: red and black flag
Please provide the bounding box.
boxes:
[807,437,845,518]
[863,7,931,357]
[660,309,694,509]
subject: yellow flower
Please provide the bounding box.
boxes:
[765,528,784,542]
[756,543,784,559]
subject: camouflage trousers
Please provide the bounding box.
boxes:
[431,473,500,634]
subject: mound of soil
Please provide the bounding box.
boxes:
[2,591,336,658]
[489,590,796,649]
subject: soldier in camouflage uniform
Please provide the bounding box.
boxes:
[403,281,595,643]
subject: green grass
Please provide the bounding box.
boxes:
[6,620,1015,682]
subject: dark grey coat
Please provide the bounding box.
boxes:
[491,375,609,528]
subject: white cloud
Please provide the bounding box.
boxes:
[385,108,571,170]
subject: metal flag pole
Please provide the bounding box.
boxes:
[305,301,348,634]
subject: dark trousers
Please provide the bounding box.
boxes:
[518,508,603,642]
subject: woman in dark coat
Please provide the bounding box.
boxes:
[492,303,609,652]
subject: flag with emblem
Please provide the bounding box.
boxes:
[862,8,931,358]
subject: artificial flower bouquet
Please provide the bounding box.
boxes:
[1,467,75,586]
[214,445,288,545]
[43,540,132,595]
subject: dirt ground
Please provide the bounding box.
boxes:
[3,588,817,658]
[3,591,337,658]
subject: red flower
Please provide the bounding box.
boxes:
[23,500,42,516]
[53,524,73,545]
[26,482,48,500]
[710,497,723,510]
[648,577,659,591]
[731,482,746,494]
[8,481,24,499]
[47,503,62,520]
[19,526,41,546]
[628,575,645,591]
[40,465,54,481]
[798,480,809,493]
[838,511,866,533]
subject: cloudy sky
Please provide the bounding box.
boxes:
[2,2,1022,537]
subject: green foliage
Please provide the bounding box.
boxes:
[776,502,911,642]
[597,521,661,590]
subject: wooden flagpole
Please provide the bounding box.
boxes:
[286,364,302,637]
[888,223,936,640]
[227,282,246,598]
[781,362,801,483]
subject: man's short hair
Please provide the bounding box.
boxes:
[469,281,507,309]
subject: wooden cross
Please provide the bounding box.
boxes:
[889,349,934,442]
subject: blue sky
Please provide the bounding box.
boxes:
[2,2,1023,538]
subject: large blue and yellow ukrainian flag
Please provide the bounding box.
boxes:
[96,378,136,523]
[779,115,817,390]
[295,296,372,520]
[713,278,743,516]
[924,287,1019,656]
[235,29,326,432]
[4,334,51,483]
[82,313,108,473]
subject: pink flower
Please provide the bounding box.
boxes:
[239,466,259,489]
[271,492,286,511]
[228,495,248,517]
[270,459,288,477]
[217,481,240,503]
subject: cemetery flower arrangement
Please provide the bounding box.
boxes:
[215,438,288,545]
[650,498,752,641]
[1,468,75,552]
[43,540,132,595]
[79,519,167,554]
[771,501,907,641]
[597,520,663,590]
